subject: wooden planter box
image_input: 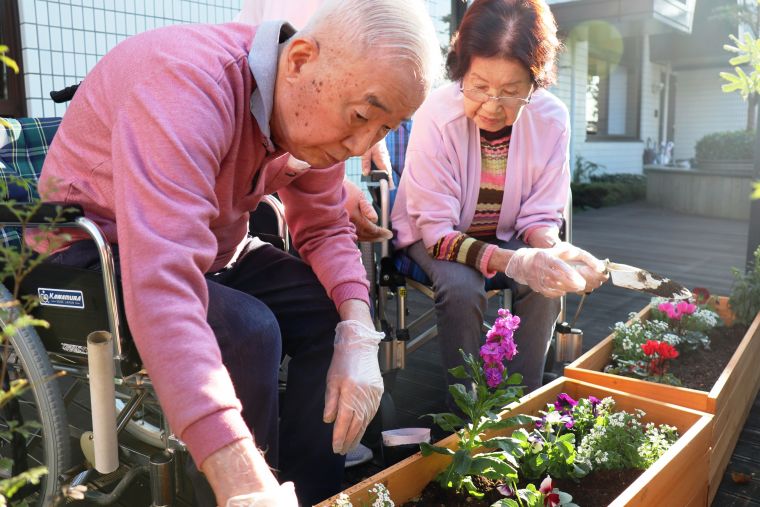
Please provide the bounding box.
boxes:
[564,297,760,503]
[317,378,713,507]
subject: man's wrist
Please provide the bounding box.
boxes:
[338,299,373,329]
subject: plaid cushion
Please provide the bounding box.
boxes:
[0,117,63,247]
[393,250,432,285]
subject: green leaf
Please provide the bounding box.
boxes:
[448,365,469,379]
[426,412,464,433]
[419,442,455,456]
[451,449,473,477]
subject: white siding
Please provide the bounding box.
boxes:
[18,1,241,117]
[577,141,644,173]
[672,67,748,161]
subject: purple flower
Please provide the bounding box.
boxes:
[561,414,575,430]
[553,393,578,414]
[499,337,518,361]
[485,362,505,388]
[497,483,514,497]
[480,341,503,363]
[588,396,601,416]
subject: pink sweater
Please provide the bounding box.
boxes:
[392,83,570,263]
[38,22,369,466]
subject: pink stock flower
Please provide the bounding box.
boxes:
[499,337,518,361]
[480,341,503,364]
[480,309,521,387]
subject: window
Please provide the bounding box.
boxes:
[585,37,641,139]
[1,0,26,118]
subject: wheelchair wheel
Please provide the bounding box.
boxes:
[0,283,70,505]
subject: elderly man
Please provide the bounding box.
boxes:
[38,0,441,505]
[237,0,396,246]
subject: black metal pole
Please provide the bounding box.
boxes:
[747,116,760,269]
[450,0,468,39]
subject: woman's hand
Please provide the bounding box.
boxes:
[504,242,608,298]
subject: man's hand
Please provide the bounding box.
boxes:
[360,140,394,190]
[343,179,393,242]
[323,313,384,455]
[200,439,297,507]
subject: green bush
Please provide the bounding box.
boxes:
[571,174,646,210]
[694,130,755,163]
[730,246,760,326]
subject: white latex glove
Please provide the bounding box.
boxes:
[505,242,608,298]
[225,482,298,507]
[360,140,395,190]
[323,320,385,455]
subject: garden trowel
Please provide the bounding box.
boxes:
[604,260,692,300]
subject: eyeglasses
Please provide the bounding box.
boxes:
[460,86,533,109]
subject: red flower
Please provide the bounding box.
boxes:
[657,341,679,360]
[692,287,710,305]
[641,340,659,356]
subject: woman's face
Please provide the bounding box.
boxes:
[461,56,533,132]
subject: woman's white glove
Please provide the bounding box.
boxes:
[505,242,608,298]
[225,482,298,507]
[323,320,385,455]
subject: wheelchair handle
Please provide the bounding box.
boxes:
[50,82,81,103]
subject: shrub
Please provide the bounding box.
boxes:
[694,130,755,164]
[571,174,646,210]
[730,246,760,326]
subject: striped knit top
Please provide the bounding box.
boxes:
[430,126,511,274]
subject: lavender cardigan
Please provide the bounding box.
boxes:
[392,82,570,253]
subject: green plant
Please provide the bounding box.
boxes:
[572,156,604,184]
[571,174,646,210]
[575,402,678,471]
[694,130,756,163]
[421,310,532,499]
[730,246,760,325]
[0,173,71,505]
[0,46,19,130]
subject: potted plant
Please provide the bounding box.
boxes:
[564,263,760,502]
[318,311,713,507]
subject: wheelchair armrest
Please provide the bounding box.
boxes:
[0,202,84,225]
[369,170,389,183]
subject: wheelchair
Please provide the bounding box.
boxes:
[0,116,289,506]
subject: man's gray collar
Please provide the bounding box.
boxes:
[248,20,296,152]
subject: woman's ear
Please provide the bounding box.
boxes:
[283,37,320,82]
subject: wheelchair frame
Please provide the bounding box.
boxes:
[0,195,290,506]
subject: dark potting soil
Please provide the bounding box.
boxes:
[400,469,643,506]
[665,323,748,391]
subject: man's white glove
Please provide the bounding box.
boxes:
[225,482,298,507]
[505,242,607,298]
[323,320,385,455]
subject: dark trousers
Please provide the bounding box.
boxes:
[49,239,344,506]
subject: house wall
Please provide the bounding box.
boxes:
[17,1,240,118]
[671,66,748,161]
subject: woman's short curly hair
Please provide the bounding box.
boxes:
[446,0,561,88]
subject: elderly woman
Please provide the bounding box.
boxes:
[392,0,607,394]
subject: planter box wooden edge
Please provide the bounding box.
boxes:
[563,296,760,503]
[315,377,713,507]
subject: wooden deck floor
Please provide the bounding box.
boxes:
[361,201,758,506]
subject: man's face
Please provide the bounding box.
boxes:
[271,37,424,168]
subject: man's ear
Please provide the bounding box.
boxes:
[284,37,320,82]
